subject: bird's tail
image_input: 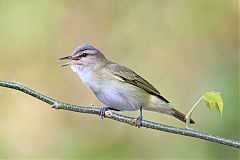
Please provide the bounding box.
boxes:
[171,108,195,124]
[147,95,195,124]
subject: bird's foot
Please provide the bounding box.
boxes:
[135,115,143,128]
[99,106,111,119]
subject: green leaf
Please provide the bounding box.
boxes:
[203,91,223,115]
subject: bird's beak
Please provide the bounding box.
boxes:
[59,55,72,60]
[59,55,73,67]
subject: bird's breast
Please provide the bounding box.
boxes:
[72,66,102,92]
[71,65,147,111]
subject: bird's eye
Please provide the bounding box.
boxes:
[82,53,87,57]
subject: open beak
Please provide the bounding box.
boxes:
[59,55,73,67]
[59,55,72,60]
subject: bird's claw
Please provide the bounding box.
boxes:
[99,106,110,119]
[135,116,143,128]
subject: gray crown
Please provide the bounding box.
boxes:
[72,44,98,55]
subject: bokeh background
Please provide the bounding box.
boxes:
[0,0,239,159]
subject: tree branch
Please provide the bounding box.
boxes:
[0,80,239,148]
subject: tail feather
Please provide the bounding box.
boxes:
[147,95,195,123]
[171,108,195,124]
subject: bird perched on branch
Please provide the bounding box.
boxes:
[59,44,195,127]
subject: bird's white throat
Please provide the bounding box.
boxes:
[71,65,89,84]
[70,64,100,91]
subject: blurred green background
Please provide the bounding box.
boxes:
[0,0,239,159]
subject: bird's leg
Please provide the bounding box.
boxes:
[99,106,111,119]
[136,106,143,128]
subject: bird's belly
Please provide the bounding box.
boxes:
[72,68,147,111]
[93,82,146,111]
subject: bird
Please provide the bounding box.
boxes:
[59,44,195,127]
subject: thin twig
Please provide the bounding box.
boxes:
[0,80,239,148]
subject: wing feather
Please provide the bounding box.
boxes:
[106,63,169,103]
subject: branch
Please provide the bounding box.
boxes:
[0,80,239,149]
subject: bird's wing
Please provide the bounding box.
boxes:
[106,63,169,103]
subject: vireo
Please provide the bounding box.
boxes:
[59,44,195,127]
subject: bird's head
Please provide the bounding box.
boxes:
[59,45,107,68]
